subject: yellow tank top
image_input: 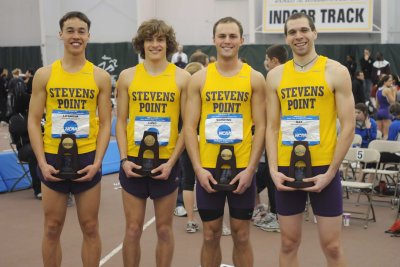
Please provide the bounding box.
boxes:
[277,56,337,166]
[43,60,99,154]
[127,63,180,159]
[199,63,253,168]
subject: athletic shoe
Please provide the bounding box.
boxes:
[222,222,231,236]
[186,221,200,233]
[67,193,74,207]
[253,212,275,227]
[260,214,280,233]
[252,203,268,222]
[35,193,42,200]
[174,206,187,217]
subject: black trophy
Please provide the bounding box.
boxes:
[56,134,82,180]
[135,131,161,176]
[285,141,314,188]
[212,145,238,191]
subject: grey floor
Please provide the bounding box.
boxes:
[0,124,399,267]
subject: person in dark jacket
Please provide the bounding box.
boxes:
[352,71,366,104]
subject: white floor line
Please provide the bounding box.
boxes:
[99,216,156,266]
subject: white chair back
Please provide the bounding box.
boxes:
[368,140,400,154]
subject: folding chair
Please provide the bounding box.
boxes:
[341,147,380,228]
[366,140,400,208]
[352,134,362,147]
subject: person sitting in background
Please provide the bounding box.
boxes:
[355,102,377,148]
[9,112,42,199]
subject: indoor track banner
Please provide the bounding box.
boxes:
[263,0,374,33]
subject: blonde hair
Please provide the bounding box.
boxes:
[184,62,203,75]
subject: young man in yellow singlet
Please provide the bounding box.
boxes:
[265,13,354,266]
[184,17,266,266]
[28,11,112,267]
[115,19,190,267]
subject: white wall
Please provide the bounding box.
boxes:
[1,0,399,61]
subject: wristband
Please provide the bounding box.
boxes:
[120,158,128,167]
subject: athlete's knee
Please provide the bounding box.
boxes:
[125,222,143,241]
[80,219,99,239]
[156,224,173,243]
[203,227,222,246]
[281,235,301,255]
[231,227,250,248]
[44,220,63,241]
[321,240,342,260]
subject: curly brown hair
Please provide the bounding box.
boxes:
[132,19,177,60]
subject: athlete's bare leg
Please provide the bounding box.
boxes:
[41,183,68,267]
[121,189,146,267]
[278,214,303,267]
[153,189,178,267]
[183,190,196,223]
[316,216,347,267]
[230,217,253,267]
[201,217,223,267]
[75,182,101,267]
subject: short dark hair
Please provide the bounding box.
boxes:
[132,19,177,60]
[189,51,209,67]
[213,17,243,38]
[284,12,316,35]
[390,103,400,116]
[355,103,368,116]
[266,45,288,64]
[59,11,91,31]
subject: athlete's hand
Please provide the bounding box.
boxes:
[301,173,332,193]
[196,168,217,193]
[74,164,100,182]
[270,170,297,191]
[39,163,62,182]
[151,162,172,180]
[122,160,144,178]
[231,168,253,194]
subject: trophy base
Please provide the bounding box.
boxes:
[285,180,314,188]
[134,169,162,177]
[57,171,83,180]
[211,183,238,191]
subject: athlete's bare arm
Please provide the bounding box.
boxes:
[184,69,217,193]
[115,67,143,178]
[152,67,190,179]
[76,67,112,181]
[232,69,266,194]
[28,66,62,182]
[303,59,355,192]
[265,65,297,191]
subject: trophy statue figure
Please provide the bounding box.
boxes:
[212,145,238,191]
[56,134,82,180]
[285,141,314,188]
[135,131,161,176]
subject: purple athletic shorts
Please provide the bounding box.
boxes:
[196,168,256,211]
[276,165,343,217]
[119,156,179,200]
[38,151,101,194]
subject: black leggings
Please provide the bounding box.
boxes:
[181,149,196,191]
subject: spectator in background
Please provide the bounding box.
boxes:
[209,55,217,63]
[371,52,391,85]
[171,44,188,68]
[189,50,209,67]
[376,74,397,139]
[0,67,8,123]
[24,69,35,94]
[355,103,377,148]
[345,55,357,79]
[388,103,400,141]
[352,71,366,104]
[253,44,288,233]
[360,48,374,101]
